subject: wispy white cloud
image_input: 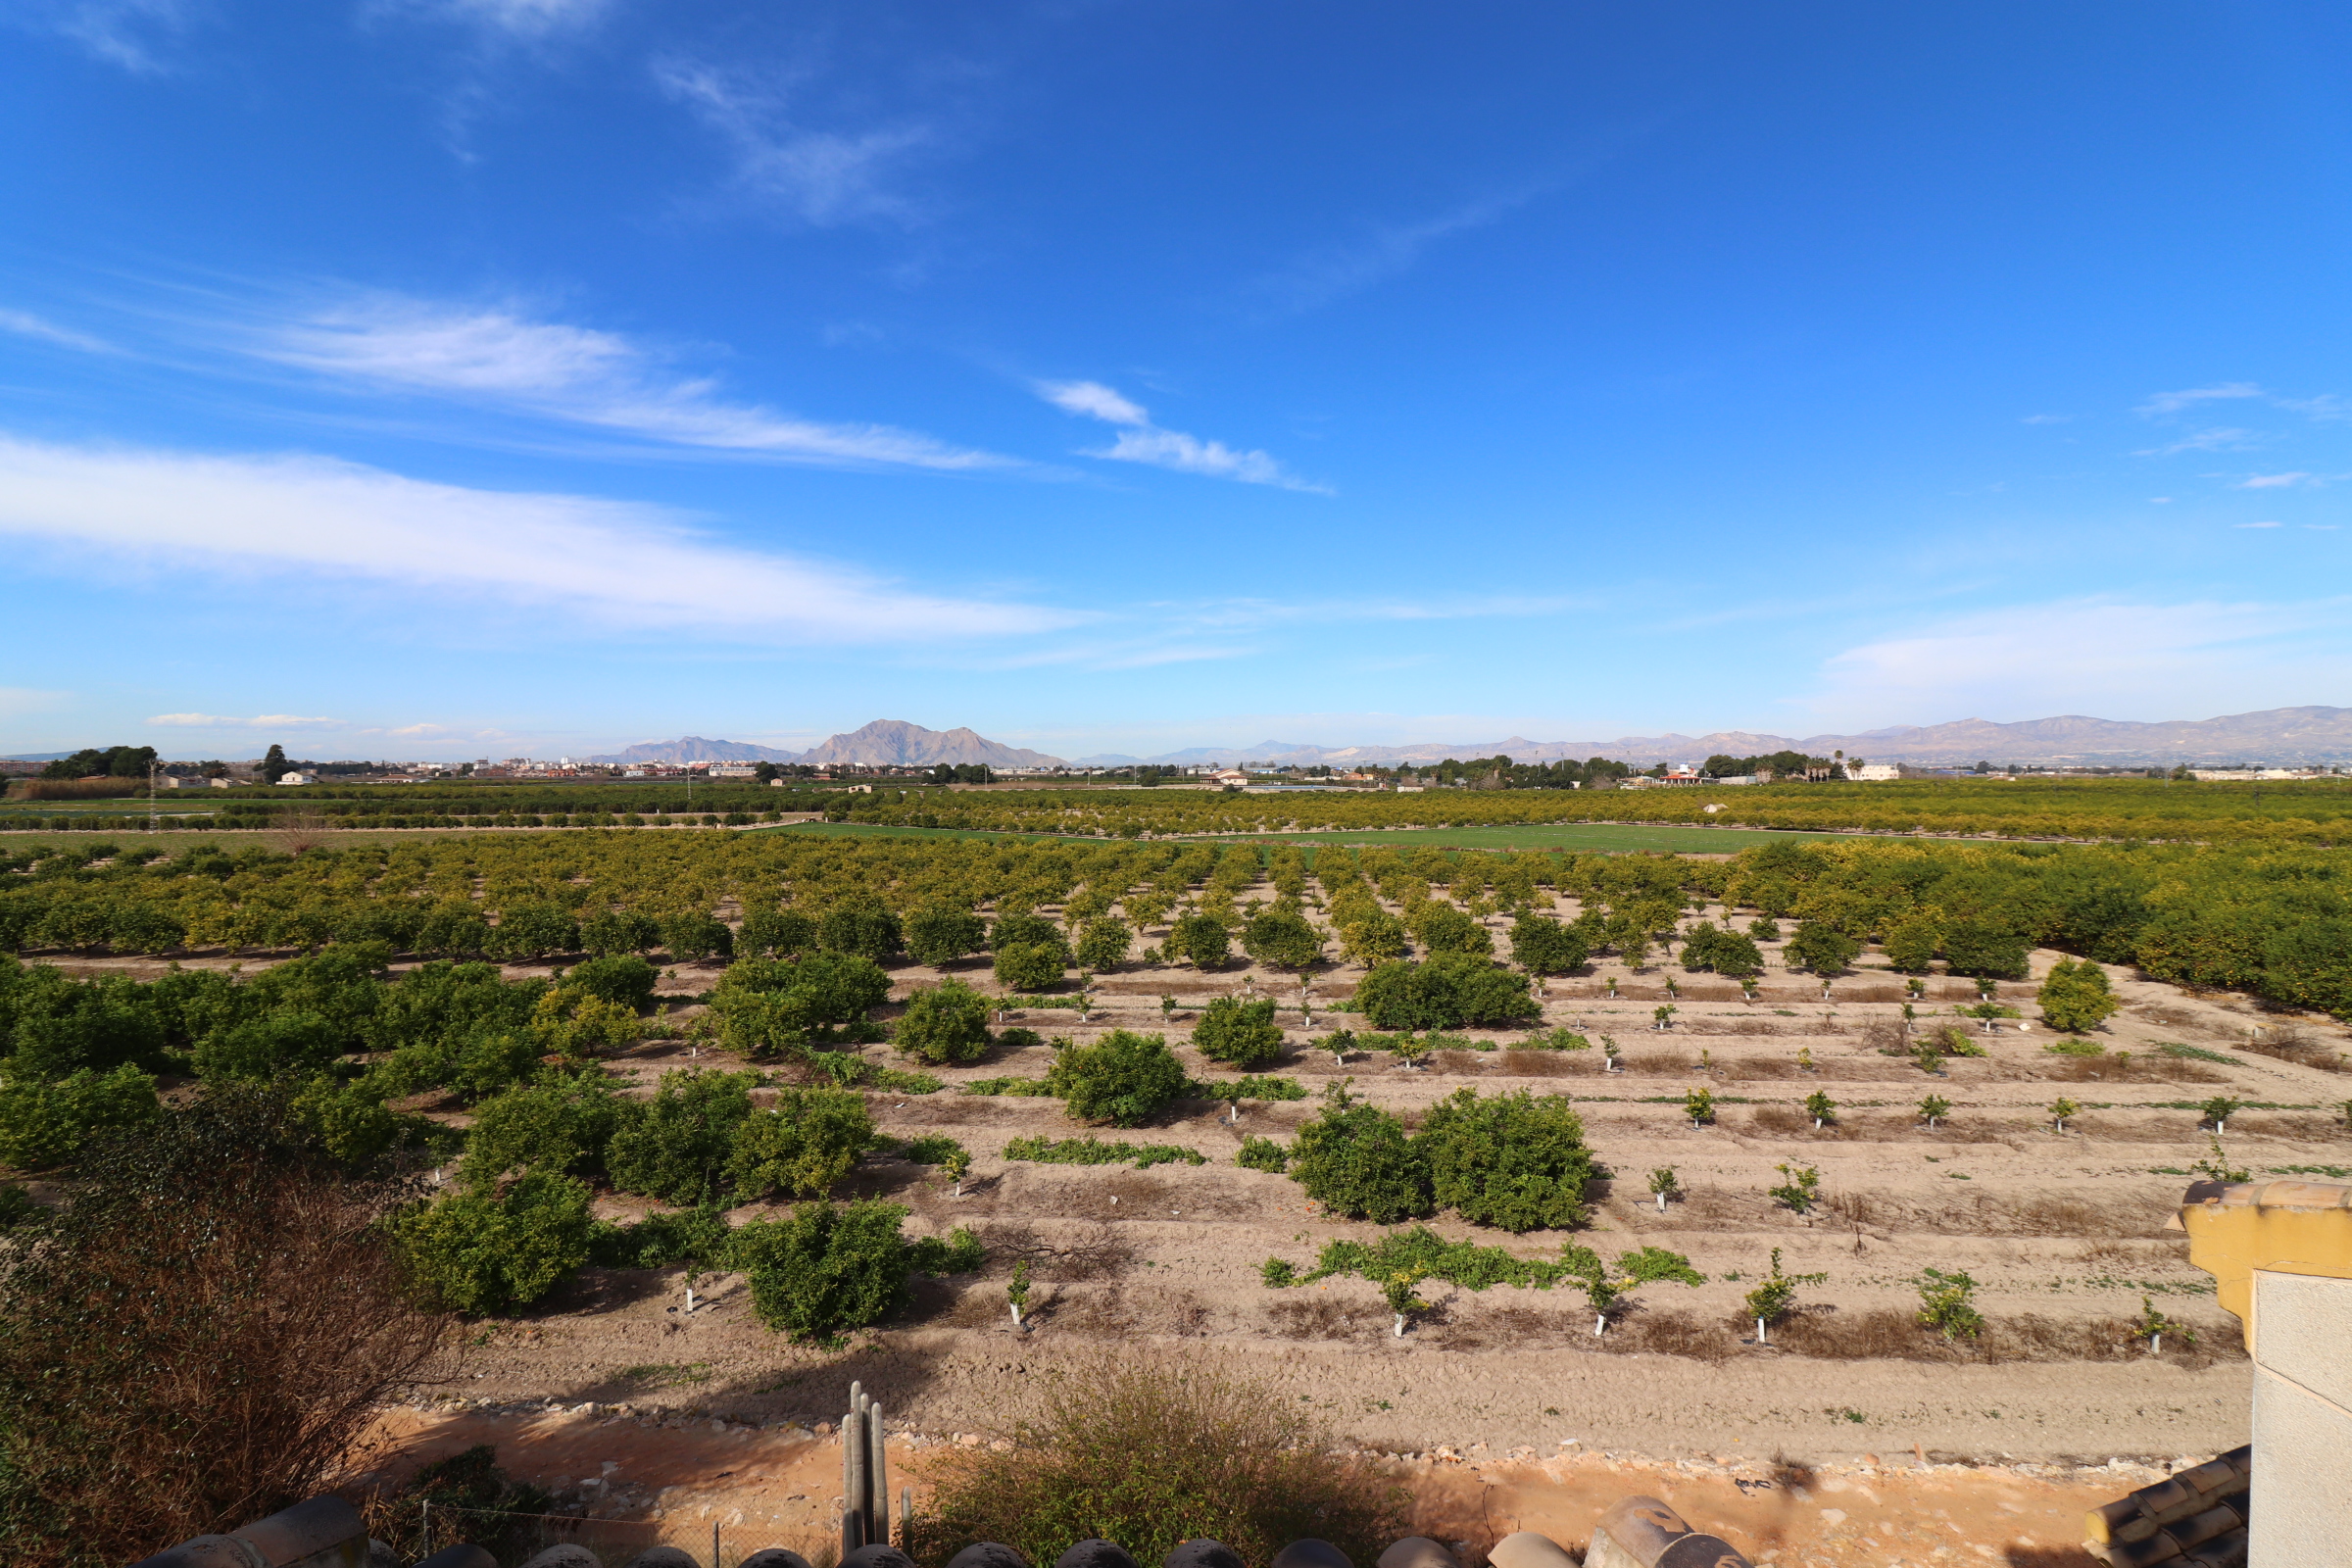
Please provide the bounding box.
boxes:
[655,57,933,228]
[2020,413,2071,425]
[149,711,343,728]
[2136,382,2264,416]
[1035,378,1328,494]
[1807,596,2352,724]
[247,291,1015,471]
[1247,189,1544,317]
[376,0,612,39]
[2235,520,2283,528]
[0,432,1083,642]
[0,308,113,353]
[2134,427,2261,456]
[8,0,195,73]
[2237,471,2315,489]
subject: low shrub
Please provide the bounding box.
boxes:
[1416,1086,1596,1231]
[1047,1031,1188,1127]
[1287,1085,1430,1223]
[1236,1136,1289,1172]
[908,1353,1407,1568]
[1004,1135,1205,1168]
[558,954,659,1010]
[393,1170,598,1316]
[1192,996,1285,1069]
[733,1200,977,1345]
[896,978,994,1065]
[725,1086,874,1200]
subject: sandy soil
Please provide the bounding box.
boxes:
[345,898,2349,1469]
[355,1401,2181,1567]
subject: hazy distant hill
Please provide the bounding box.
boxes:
[1076,707,2352,768]
[800,720,1064,769]
[585,736,803,764]
[588,721,1064,769]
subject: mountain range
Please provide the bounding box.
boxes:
[586,720,1064,769]
[587,707,2352,772]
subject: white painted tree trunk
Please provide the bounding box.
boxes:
[2150,1334,2162,1355]
[685,1286,697,1312]
[1756,1317,1767,1345]
[1009,1301,1023,1328]
[1392,1313,1405,1338]
[1592,1314,1606,1336]
[1655,1192,1667,1213]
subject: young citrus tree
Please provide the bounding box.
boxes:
[2036,956,2121,1034]
[1741,1247,1827,1346]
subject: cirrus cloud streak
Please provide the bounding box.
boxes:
[0,432,1082,643]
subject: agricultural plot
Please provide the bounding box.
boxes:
[2,830,2342,1461]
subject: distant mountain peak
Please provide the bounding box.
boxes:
[586,720,1063,770]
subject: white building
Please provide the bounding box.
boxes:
[1850,763,1902,781]
[709,764,758,778]
[275,772,314,786]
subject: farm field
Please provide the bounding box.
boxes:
[9,830,2343,1476]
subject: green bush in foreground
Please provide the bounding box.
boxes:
[1415,1086,1596,1232]
[1191,996,1285,1069]
[908,1353,1407,1568]
[0,1063,161,1170]
[895,978,994,1065]
[1354,952,1540,1032]
[393,1170,598,1316]
[1287,1086,1430,1224]
[725,1086,874,1200]
[734,1200,979,1345]
[1047,1031,1188,1127]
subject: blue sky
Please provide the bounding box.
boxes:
[5,0,2351,761]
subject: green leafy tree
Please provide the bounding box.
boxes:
[1339,911,1409,967]
[2037,956,2121,1033]
[259,743,292,784]
[1410,905,1493,958]
[1917,1093,1952,1127]
[1287,1084,1432,1223]
[726,1086,874,1200]
[737,908,818,960]
[895,978,994,1065]
[994,942,1067,993]
[581,909,662,956]
[460,1073,622,1187]
[1046,1030,1189,1127]
[1193,996,1286,1069]
[818,904,904,962]
[1074,916,1133,973]
[1785,921,1862,976]
[486,903,579,961]
[660,910,734,964]
[0,1063,161,1169]
[1166,911,1233,969]
[1941,917,2030,980]
[1416,1087,1596,1231]
[560,954,659,1010]
[1684,1086,1714,1125]
[1508,915,1589,975]
[393,1170,597,1316]
[905,905,989,967]
[1242,909,1323,970]
[1355,952,1539,1031]
[1882,913,1940,974]
[1804,1089,1837,1128]
[732,1199,945,1345]
[607,1069,760,1204]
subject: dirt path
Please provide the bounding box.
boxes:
[359,1402,2165,1566]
